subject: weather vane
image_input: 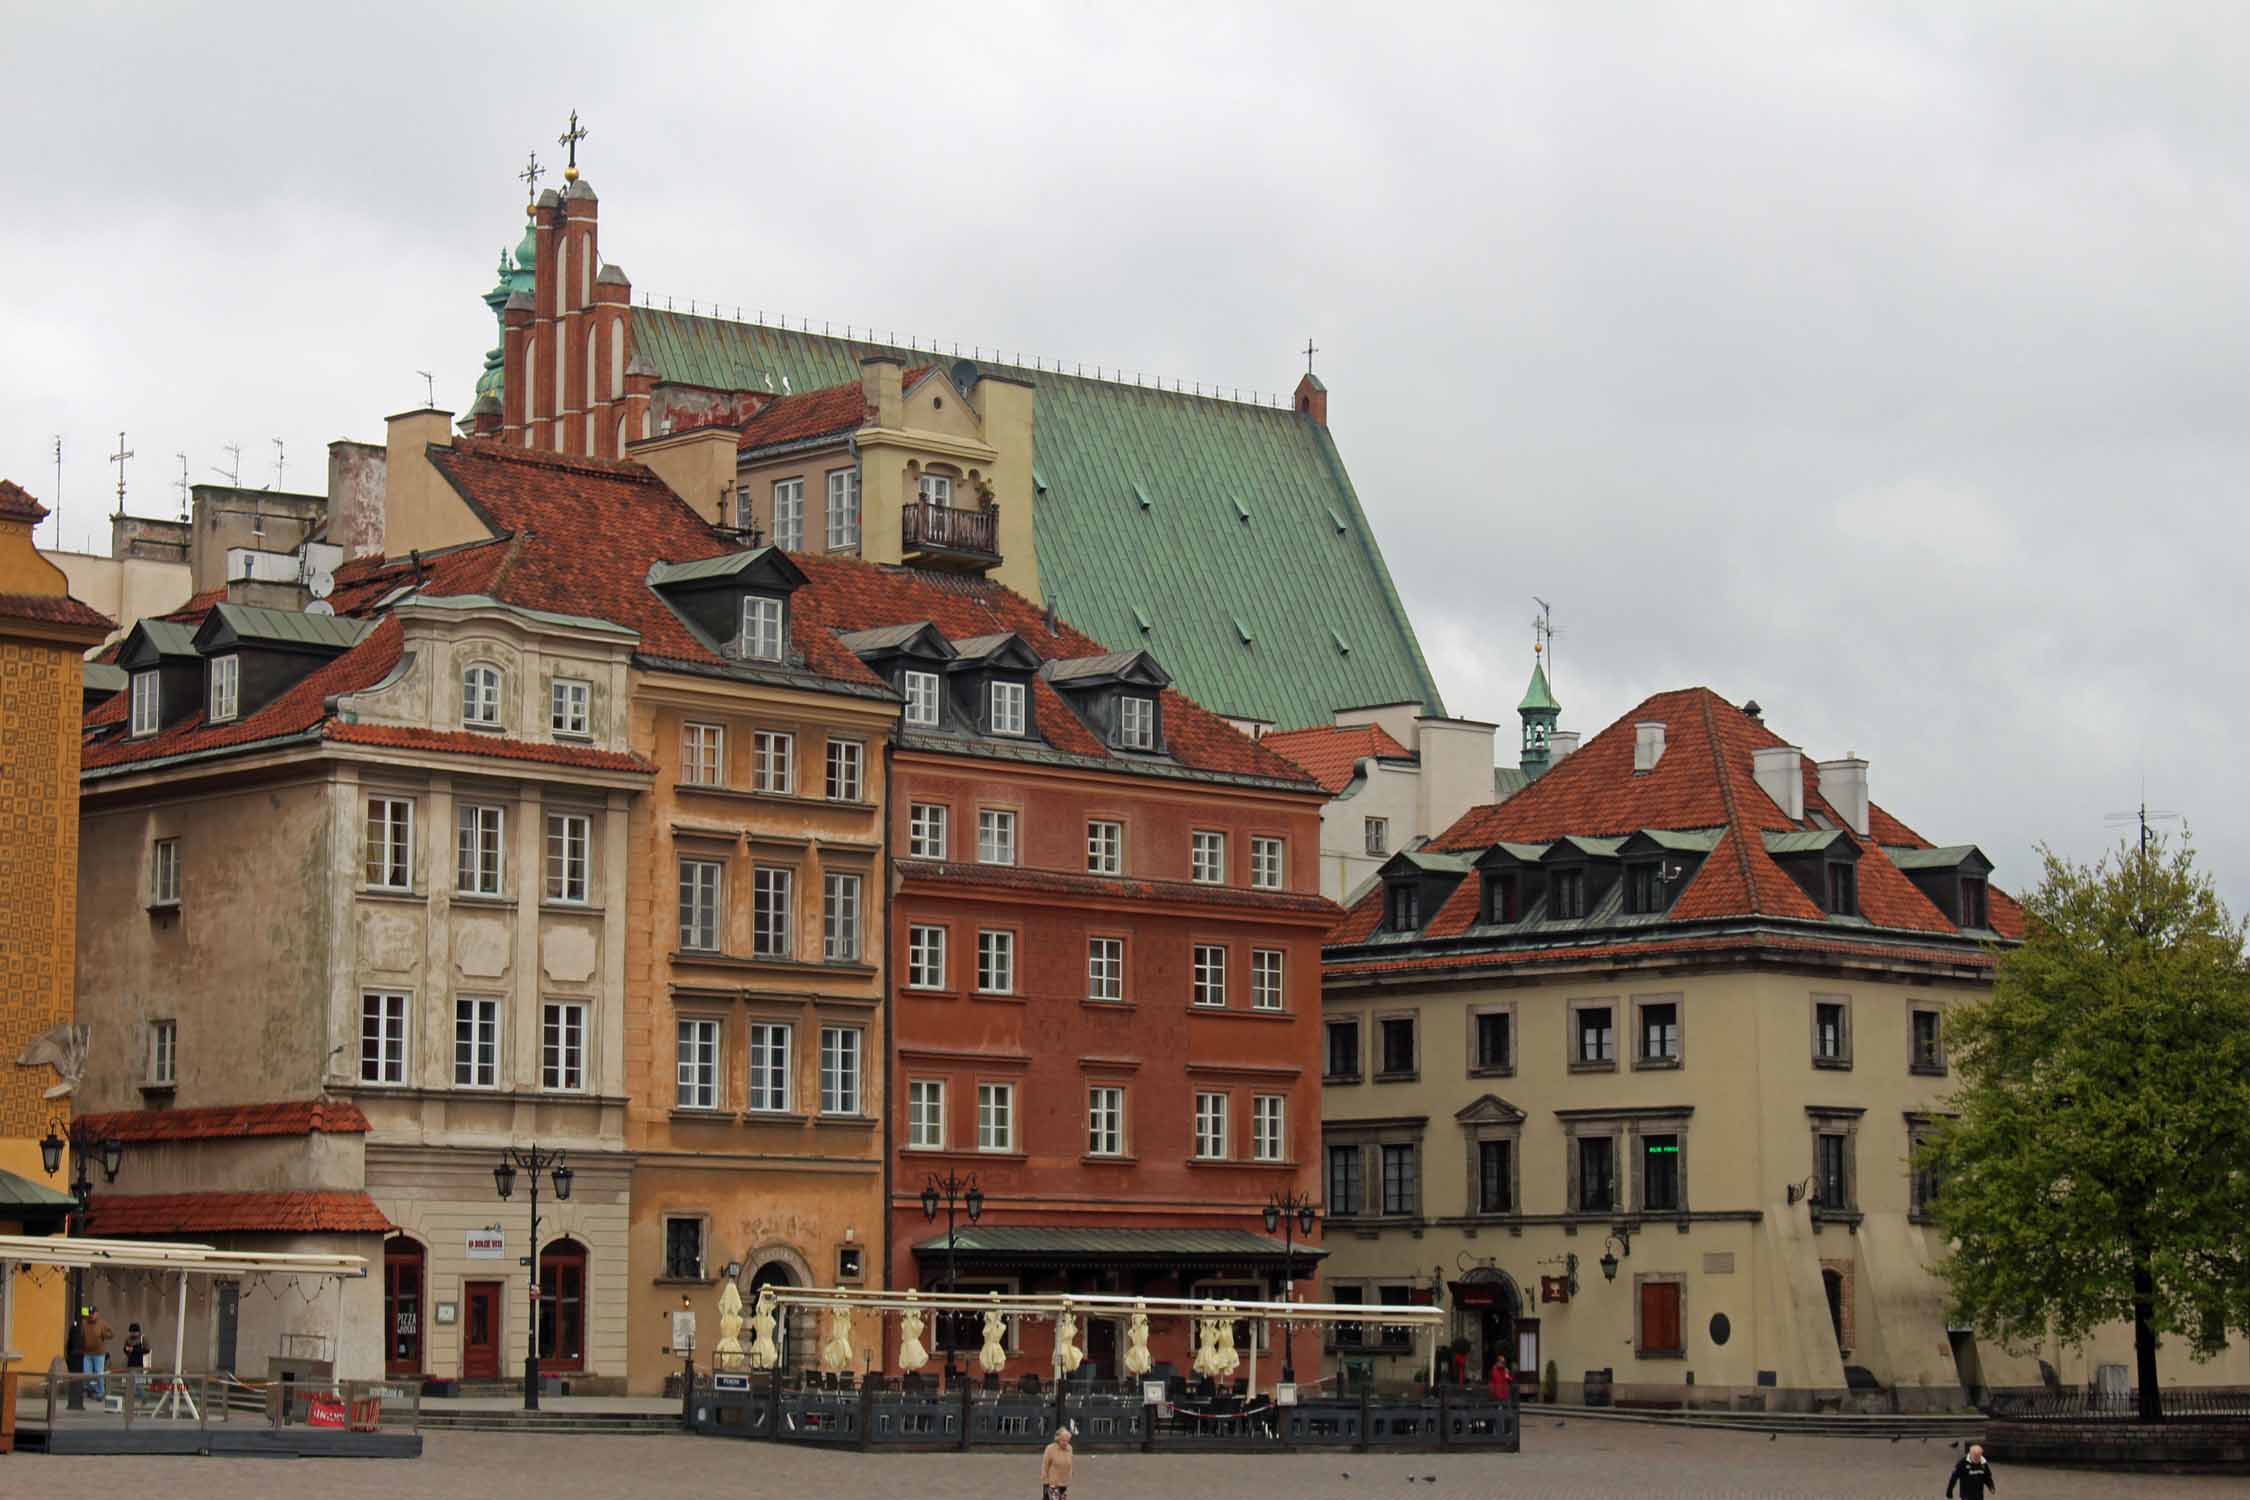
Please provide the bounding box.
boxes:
[559,110,588,181]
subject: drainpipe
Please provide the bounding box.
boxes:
[879,729,896,1332]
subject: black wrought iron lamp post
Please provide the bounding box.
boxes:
[919,1171,983,1380]
[493,1144,573,1411]
[41,1117,122,1411]
[1263,1189,1319,1384]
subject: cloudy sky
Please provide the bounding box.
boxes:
[6,2,2244,912]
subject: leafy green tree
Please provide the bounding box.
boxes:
[1921,836,2250,1422]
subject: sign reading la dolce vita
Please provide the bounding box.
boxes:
[467,1228,505,1259]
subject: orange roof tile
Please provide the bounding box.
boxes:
[1262,722,1413,793]
[736,381,869,450]
[0,591,112,633]
[323,722,655,773]
[0,479,48,523]
[86,1190,392,1237]
[75,1099,371,1142]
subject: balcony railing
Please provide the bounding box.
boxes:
[902,503,1000,564]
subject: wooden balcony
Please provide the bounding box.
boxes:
[901,503,1000,570]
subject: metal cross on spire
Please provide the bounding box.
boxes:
[109,430,133,515]
[558,109,588,177]
[1303,337,1319,374]
[519,150,545,202]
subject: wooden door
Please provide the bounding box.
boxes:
[462,1281,503,1379]
[1639,1281,1683,1357]
[1086,1318,1118,1379]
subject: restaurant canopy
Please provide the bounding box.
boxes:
[908,1226,1327,1271]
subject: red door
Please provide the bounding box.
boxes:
[463,1281,503,1379]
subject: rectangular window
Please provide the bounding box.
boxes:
[977,929,1015,994]
[908,802,948,859]
[1364,817,1389,857]
[1488,872,1522,924]
[148,1019,177,1087]
[1579,1136,1617,1213]
[462,665,502,726]
[129,670,158,736]
[676,1018,719,1110]
[1826,862,1858,916]
[1552,868,1587,919]
[1813,999,1850,1065]
[365,797,413,890]
[824,739,864,802]
[989,680,1026,736]
[1328,1144,1363,1215]
[550,678,590,737]
[1960,876,1990,929]
[665,1217,705,1280]
[1380,1142,1419,1216]
[751,866,793,957]
[822,872,861,961]
[1911,1010,1944,1073]
[678,859,723,952]
[1250,835,1284,890]
[151,837,181,906]
[1380,1016,1416,1076]
[1624,862,1661,915]
[741,595,784,661]
[544,812,591,904]
[454,997,499,1088]
[1474,1011,1512,1071]
[1086,819,1123,875]
[1087,937,1124,1001]
[908,1079,946,1150]
[772,478,805,550]
[826,468,861,550]
[748,1022,792,1112]
[1088,1086,1124,1157]
[820,1026,862,1115]
[752,730,794,794]
[1192,944,1227,1007]
[1639,1001,1679,1064]
[1387,884,1421,933]
[1252,1095,1285,1162]
[903,669,940,727]
[541,1002,586,1091]
[1250,948,1284,1010]
[1118,695,1155,750]
[456,804,505,897]
[1379,1285,1414,1349]
[1191,831,1226,884]
[907,924,947,989]
[1576,1005,1615,1064]
[360,991,408,1085]
[977,808,1016,865]
[1193,1092,1229,1159]
[1331,1285,1363,1348]
[1477,1139,1513,1214]
[208,654,239,723]
[1643,1133,1683,1212]
[682,722,725,786]
[919,473,953,505]
[1326,1019,1361,1080]
[977,1082,1015,1151]
[1816,1132,1849,1208]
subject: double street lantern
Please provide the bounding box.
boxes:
[1263,1189,1320,1383]
[40,1117,125,1411]
[920,1172,984,1378]
[493,1145,572,1411]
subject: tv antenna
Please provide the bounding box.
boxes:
[108,430,134,516]
[417,369,436,408]
[271,438,286,491]
[1531,596,1559,686]
[2104,800,2180,855]
[212,443,242,488]
[174,454,191,521]
[51,435,61,549]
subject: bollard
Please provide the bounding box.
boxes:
[1356,1383,1372,1454]
[957,1371,973,1452]
[1437,1381,1451,1451]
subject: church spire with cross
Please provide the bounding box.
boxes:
[1293,337,1329,427]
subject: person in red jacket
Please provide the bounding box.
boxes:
[1488,1352,1514,1403]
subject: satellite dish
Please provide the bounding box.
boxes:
[309,568,335,600]
[305,600,336,618]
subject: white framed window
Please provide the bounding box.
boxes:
[826,469,860,550]
[1088,937,1124,1001]
[1088,1086,1125,1157]
[752,866,793,957]
[977,808,1017,866]
[820,1026,863,1115]
[1364,817,1389,857]
[207,654,239,723]
[908,1079,946,1149]
[542,1001,586,1091]
[1252,1094,1286,1162]
[360,991,408,1085]
[919,473,953,506]
[752,730,794,794]
[977,929,1015,994]
[977,1082,1015,1152]
[823,872,862,961]
[151,837,181,906]
[1193,944,1227,1007]
[772,478,805,550]
[749,1022,792,1112]
[456,804,505,896]
[129,670,158,736]
[741,596,784,661]
[544,812,591,903]
[455,997,499,1088]
[825,739,864,802]
[679,859,723,951]
[908,924,947,989]
[903,669,940,727]
[148,1019,177,1087]
[990,680,1027,736]
[1194,1092,1229,1159]
[908,802,949,858]
[1118,695,1155,750]
[1250,836,1284,891]
[736,487,757,531]
[1192,830,1227,884]
[676,1018,720,1110]
[462,663,503,726]
[1086,820,1123,875]
[364,797,413,890]
[1251,948,1285,1011]
[682,722,725,786]
[550,678,591,737]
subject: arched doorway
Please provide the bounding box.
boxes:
[1447,1267,1524,1384]
[1822,1269,1846,1352]
[538,1238,588,1373]
[748,1258,797,1369]
[383,1237,426,1377]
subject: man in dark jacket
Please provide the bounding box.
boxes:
[1946,1442,1998,1498]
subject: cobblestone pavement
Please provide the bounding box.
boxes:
[16,1425,2241,1497]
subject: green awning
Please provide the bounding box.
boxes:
[0,1167,76,1229]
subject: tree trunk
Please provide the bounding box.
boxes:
[2132,1255,2162,1424]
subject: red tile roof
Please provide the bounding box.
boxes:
[323,722,655,773]
[75,1099,372,1142]
[900,859,1339,918]
[1326,931,2003,980]
[736,381,870,451]
[0,479,48,523]
[0,591,113,633]
[1261,722,1413,793]
[86,1190,393,1237]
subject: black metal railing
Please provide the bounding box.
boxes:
[1987,1388,2250,1422]
[902,503,1000,559]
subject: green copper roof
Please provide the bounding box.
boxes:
[1765,829,1852,855]
[625,312,1443,728]
[1518,660,1560,714]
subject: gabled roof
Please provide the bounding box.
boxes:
[837,620,954,658]
[1042,649,1171,689]
[193,602,371,653]
[646,546,806,591]
[75,1099,371,1141]
[0,479,48,523]
[86,1190,392,1237]
[947,631,1042,671]
[1764,828,1857,856]
[0,591,113,634]
[1886,844,1991,873]
[1382,849,1475,878]
[1261,721,1413,793]
[116,618,200,666]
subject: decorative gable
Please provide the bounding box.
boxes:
[1453,1093,1527,1126]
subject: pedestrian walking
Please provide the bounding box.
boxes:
[82,1305,113,1399]
[1946,1442,1998,1499]
[123,1322,151,1371]
[1039,1424,1074,1499]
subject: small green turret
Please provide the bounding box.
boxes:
[1519,655,1561,773]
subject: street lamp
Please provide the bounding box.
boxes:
[1262,1189,1320,1384]
[41,1115,124,1411]
[920,1171,983,1381]
[493,1144,571,1411]
[1599,1229,1633,1284]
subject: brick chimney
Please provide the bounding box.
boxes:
[862,354,904,430]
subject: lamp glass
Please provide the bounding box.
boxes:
[1600,1250,1619,1283]
[965,1184,984,1222]
[1263,1203,1281,1234]
[920,1183,940,1221]
[493,1158,517,1200]
[39,1128,63,1177]
[1298,1205,1317,1238]
[99,1137,124,1180]
[552,1162,575,1201]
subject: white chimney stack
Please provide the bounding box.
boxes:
[1817,756,1870,836]
[1549,730,1581,766]
[1753,745,1806,821]
[1633,721,1667,773]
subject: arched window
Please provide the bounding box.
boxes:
[556,236,570,314]
[538,1238,589,1371]
[462,663,503,727]
[384,1237,426,1375]
[580,239,592,309]
[610,323,624,397]
[585,324,597,409]
[527,335,542,419]
[557,327,571,451]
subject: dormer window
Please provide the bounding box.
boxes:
[741,596,784,661]
[919,474,953,506]
[990,681,1027,737]
[1826,862,1858,916]
[1118,695,1155,750]
[1623,862,1661,914]
[207,654,240,724]
[904,670,940,728]
[129,670,159,737]
[1959,876,1989,929]
[1551,867,1587,919]
[1386,883,1421,932]
[462,663,503,727]
[1487,872,1521,925]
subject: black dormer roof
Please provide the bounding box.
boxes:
[944,632,1044,674]
[647,547,807,666]
[837,620,955,666]
[1042,649,1172,692]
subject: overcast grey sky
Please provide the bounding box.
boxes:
[5,2,2243,911]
